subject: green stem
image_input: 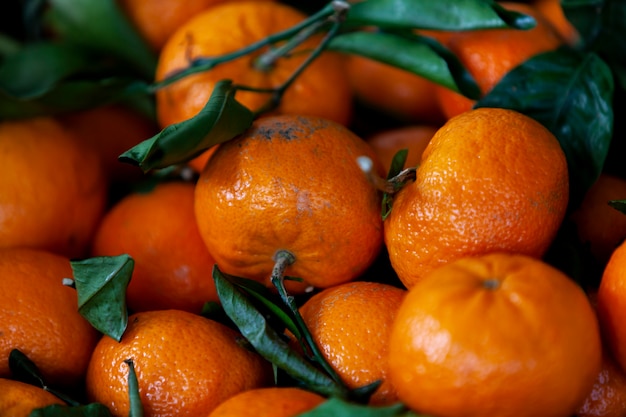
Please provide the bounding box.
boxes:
[149,2,337,93]
[270,250,346,388]
[249,6,347,118]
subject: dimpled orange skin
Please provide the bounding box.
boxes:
[91,181,218,314]
[435,2,563,119]
[384,107,569,289]
[207,387,325,417]
[0,118,107,258]
[298,281,407,405]
[118,0,274,52]
[388,253,602,417]
[0,378,65,417]
[195,115,384,293]
[0,248,100,387]
[86,310,273,417]
[155,1,352,128]
[597,240,626,374]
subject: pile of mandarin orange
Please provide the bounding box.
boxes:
[1,1,624,417]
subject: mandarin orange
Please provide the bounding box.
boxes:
[383,107,569,288]
[0,378,64,417]
[155,1,352,128]
[0,248,100,388]
[194,115,384,293]
[0,117,107,258]
[389,253,602,417]
[298,281,406,405]
[91,181,218,313]
[86,309,273,417]
[207,387,325,417]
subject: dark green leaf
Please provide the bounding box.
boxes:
[224,273,301,339]
[120,80,254,172]
[29,403,112,417]
[9,349,45,388]
[213,266,347,398]
[0,78,146,120]
[562,0,626,89]
[126,360,143,417]
[71,255,134,342]
[296,398,426,417]
[328,31,479,98]
[609,199,626,215]
[0,42,94,99]
[344,0,536,30]
[42,0,156,79]
[10,349,79,406]
[475,48,614,208]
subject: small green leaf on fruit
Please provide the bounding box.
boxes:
[120,79,254,172]
[126,359,143,417]
[71,255,133,342]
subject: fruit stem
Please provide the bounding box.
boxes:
[246,2,350,118]
[148,2,339,93]
[357,156,417,194]
[270,249,348,389]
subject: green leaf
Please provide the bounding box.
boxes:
[296,398,426,417]
[0,78,146,120]
[10,349,79,406]
[120,80,254,172]
[225,273,301,339]
[9,349,45,388]
[344,0,536,31]
[42,0,156,79]
[0,42,94,99]
[562,0,626,89]
[71,255,134,342]
[126,360,144,417]
[213,266,347,398]
[29,403,113,417]
[609,199,626,215]
[328,30,480,98]
[475,48,614,208]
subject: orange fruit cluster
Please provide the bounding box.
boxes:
[1,0,622,416]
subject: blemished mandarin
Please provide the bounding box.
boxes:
[570,174,626,266]
[91,181,219,314]
[119,0,275,52]
[0,248,100,388]
[435,2,563,119]
[298,281,406,405]
[388,253,602,417]
[155,1,352,128]
[194,115,384,293]
[597,240,626,374]
[366,124,439,171]
[0,378,65,417]
[0,117,107,258]
[207,387,325,417]
[384,107,569,288]
[86,309,273,417]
